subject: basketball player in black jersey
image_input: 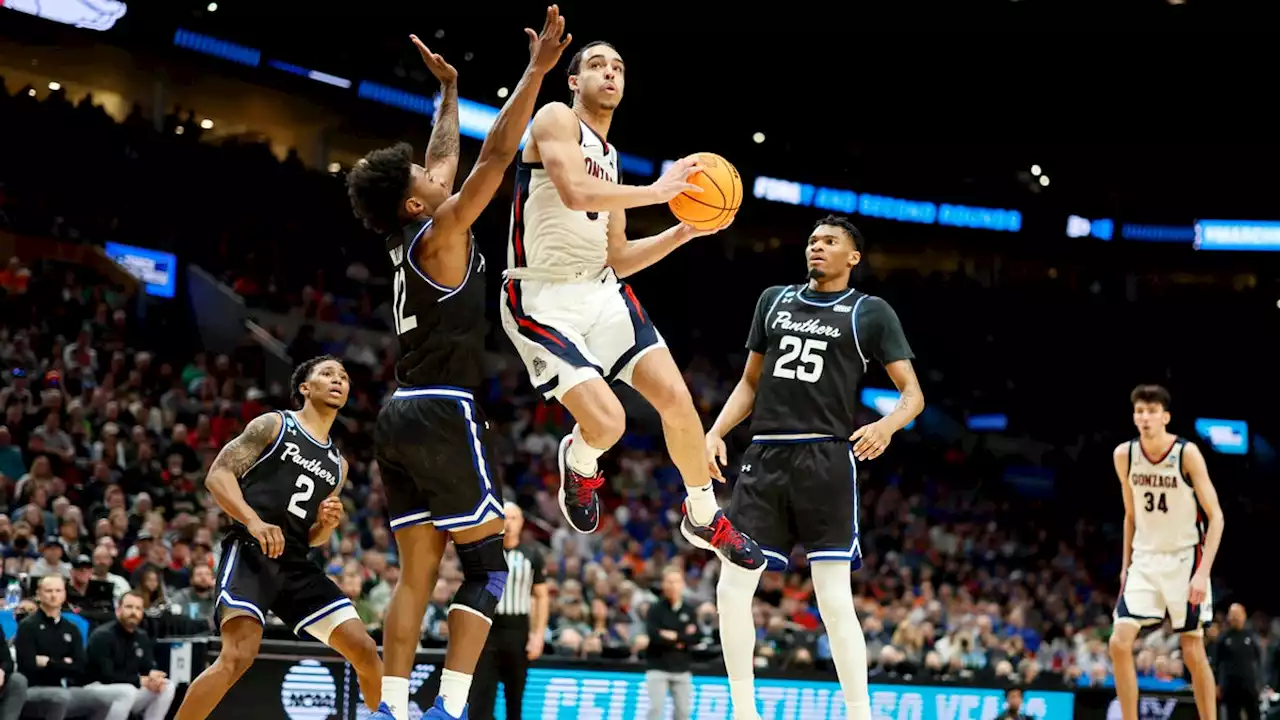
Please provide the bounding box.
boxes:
[699,215,924,720]
[174,356,393,720]
[345,9,571,720]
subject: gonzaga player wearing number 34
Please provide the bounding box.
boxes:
[704,215,924,720]
[1108,384,1224,720]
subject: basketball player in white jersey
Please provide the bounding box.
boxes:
[501,41,764,571]
[1109,384,1224,720]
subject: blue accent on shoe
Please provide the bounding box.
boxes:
[370,702,397,720]
[424,697,469,720]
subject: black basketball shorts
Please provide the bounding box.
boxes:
[216,538,358,643]
[375,386,505,533]
[726,437,861,572]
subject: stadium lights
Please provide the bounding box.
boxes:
[497,87,509,99]
[1030,164,1042,176]
[207,2,218,11]
[327,162,341,173]
[200,118,214,130]
[27,88,35,97]
[175,126,185,135]
[48,81,61,91]
[1039,175,1050,187]
[753,132,765,144]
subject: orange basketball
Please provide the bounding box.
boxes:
[668,153,743,231]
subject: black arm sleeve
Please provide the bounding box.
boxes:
[856,296,915,365]
[746,286,787,354]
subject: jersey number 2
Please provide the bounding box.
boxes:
[773,335,827,383]
[288,474,315,519]
[1143,491,1168,513]
[392,267,418,335]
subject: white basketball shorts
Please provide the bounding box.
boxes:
[500,270,666,400]
[1114,547,1212,633]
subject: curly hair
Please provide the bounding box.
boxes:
[291,354,343,409]
[346,142,414,234]
[813,214,865,253]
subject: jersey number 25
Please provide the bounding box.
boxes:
[773,336,827,383]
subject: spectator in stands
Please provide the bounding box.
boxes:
[32,538,70,579]
[643,567,697,720]
[16,576,104,719]
[85,591,176,720]
[169,563,217,625]
[90,544,130,603]
[996,687,1031,720]
[0,620,28,720]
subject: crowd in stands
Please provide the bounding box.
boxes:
[6,76,1280,712]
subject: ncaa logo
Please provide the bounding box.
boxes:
[281,659,338,720]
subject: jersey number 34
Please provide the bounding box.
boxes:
[773,335,827,383]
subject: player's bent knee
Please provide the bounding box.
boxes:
[450,533,508,622]
[304,604,363,647]
[1109,625,1138,653]
[563,381,625,445]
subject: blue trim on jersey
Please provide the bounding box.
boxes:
[389,509,432,531]
[392,386,475,401]
[404,219,475,301]
[848,295,869,370]
[796,286,856,308]
[503,279,604,375]
[429,398,504,530]
[243,411,287,477]
[807,447,863,570]
[285,410,332,449]
[752,435,840,445]
[763,285,791,326]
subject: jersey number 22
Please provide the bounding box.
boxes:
[392,267,418,335]
[773,336,827,383]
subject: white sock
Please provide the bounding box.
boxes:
[811,561,871,720]
[717,561,765,720]
[380,676,409,720]
[438,668,472,718]
[565,424,604,476]
[685,481,719,526]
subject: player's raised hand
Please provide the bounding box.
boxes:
[248,517,285,558]
[410,35,458,85]
[526,5,572,74]
[317,496,345,529]
[651,156,705,202]
[850,419,893,462]
[705,432,728,482]
[678,214,735,241]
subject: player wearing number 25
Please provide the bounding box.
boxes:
[703,215,924,720]
[176,355,394,720]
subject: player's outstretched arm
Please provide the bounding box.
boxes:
[433,6,570,237]
[1183,442,1225,581]
[1114,442,1136,584]
[205,413,281,543]
[604,205,729,278]
[411,35,460,189]
[532,103,701,213]
[705,352,765,481]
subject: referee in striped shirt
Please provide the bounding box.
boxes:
[471,502,549,720]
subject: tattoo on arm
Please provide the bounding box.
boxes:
[892,386,920,414]
[209,414,279,479]
[427,85,460,164]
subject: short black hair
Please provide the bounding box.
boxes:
[567,40,618,78]
[346,142,414,235]
[1130,384,1172,410]
[291,354,342,409]
[812,214,865,252]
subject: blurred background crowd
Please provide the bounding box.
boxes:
[3,0,1280,712]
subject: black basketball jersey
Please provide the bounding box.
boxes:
[236,410,343,553]
[388,218,489,389]
[746,284,914,438]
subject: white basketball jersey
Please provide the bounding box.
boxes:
[509,119,619,275]
[1127,437,1205,555]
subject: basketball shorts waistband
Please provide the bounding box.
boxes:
[392,385,475,401]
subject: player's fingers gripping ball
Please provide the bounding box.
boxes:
[669,152,743,231]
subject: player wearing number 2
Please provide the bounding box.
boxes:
[703,215,923,720]
[347,9,572,720]
[1109,384,1224,720]
[174,355,393,720]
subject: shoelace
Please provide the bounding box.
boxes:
[709,515,744,551]
[569,472,605,507]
